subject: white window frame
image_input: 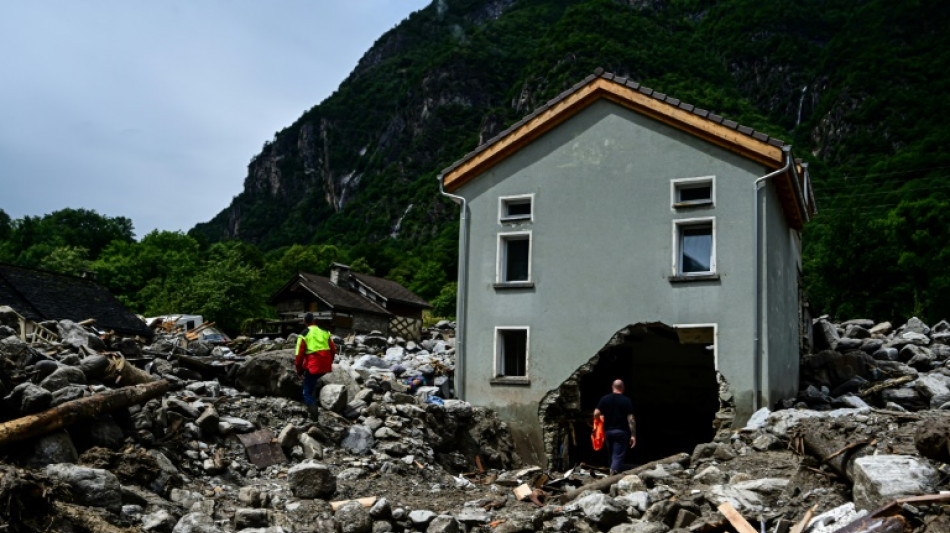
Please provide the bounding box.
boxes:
[672,217,716,276]
[496,230,532,283]
[493,326,530,382]
[671,176,715,209]
[499,194,534,223]
[673,323,719,371]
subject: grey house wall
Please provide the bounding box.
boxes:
[454,100,802,461]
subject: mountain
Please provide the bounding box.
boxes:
[191,0,950,321]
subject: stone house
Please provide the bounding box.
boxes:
[269,263,431,340]
[438,70,817,467]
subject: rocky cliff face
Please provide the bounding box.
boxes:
[192,0,950,252]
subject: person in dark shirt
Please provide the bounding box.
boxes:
[593,379,637,474]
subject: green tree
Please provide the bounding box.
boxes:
[39,246,91,275]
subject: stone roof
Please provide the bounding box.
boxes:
[295,273,392,316]
[351,272,432,309]
[0,264,151,337]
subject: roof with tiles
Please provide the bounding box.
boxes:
[0,264,151,337]
[294,273,392,316]
[440,69,816,228]
[351,272,432,309]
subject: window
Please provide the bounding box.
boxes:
[494,327,529,381]
[671,176,714,208]
[674,218,715,276]
[497,232,531,283]
[499,194,533,222]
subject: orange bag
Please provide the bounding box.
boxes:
[591,415,605,451]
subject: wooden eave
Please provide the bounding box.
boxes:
[441,74,814,229]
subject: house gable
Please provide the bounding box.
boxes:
[442,70,816,230]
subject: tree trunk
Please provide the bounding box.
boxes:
[0,380,172,447]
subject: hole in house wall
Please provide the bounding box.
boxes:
[539,322,730,471]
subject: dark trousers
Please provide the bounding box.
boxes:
[605,429,629,473]
[302,372,325,407]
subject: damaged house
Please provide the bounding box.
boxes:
[268,263,431,340]
[439,70,817,467]
[0,263,151,340]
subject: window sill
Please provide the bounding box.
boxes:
[490,377,531,386]
[672,200,713,209]
[669,273,720,283]
[500,215,532,223]
[493,281,535,290]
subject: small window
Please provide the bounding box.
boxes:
[500,195,533,222]
[498,232,531,283]
[495,327,529,379]
[672,177,714,208]
[674,218,715,276]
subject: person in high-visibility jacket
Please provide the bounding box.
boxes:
[295,312,336,420]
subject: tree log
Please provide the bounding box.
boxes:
[0,380,172,447]
[557,452,690,504]
[801,430,864,482]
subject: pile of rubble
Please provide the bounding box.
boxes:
[0,313,947,533]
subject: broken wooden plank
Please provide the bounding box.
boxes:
[859,375,914,398]
[0,380,172,447]
[236,428,286,468]
[789,503,818,533]
[716,501,757,533]
[557,452,689,504]
[825,439,871,462]
[330,496,377,511]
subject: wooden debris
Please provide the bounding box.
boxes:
[513,483,534,501]
[825,439,872,462]
[330,496,377,511]
[716,501,757,533]
[789,503,818,533]
[0,380,172,447]
[54,501,141,533]
[557,452,690,504]
[236,428,286,468]
[859,375,914,398]
[475,454,485,474]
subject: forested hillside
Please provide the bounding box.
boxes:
[190,0,950,323]
[3,0,949,330]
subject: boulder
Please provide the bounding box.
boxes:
[172,512,224,533]
[287,460,336,499]
[0,336,36,367]
[335,501,372,533]
[341,425,376,455]
[812,319,840,351]
[408,510,437,528]
[39,366,87,392]
[45,463,122,513]
[3,382,52,416]
[705,478,789,514]
[234,508,270,530]
[915,374,950,408]
[234,352,301,400]
[851,455,938,510]
[26,430,79,467]
[799,350,874,390]
[319,383,348,413]
[566,492,626,529]
[426,515,460,533]
[57,320,106,351]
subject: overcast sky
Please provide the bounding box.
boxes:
[0,1,431,238]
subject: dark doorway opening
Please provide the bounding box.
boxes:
[540,323,721,470]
